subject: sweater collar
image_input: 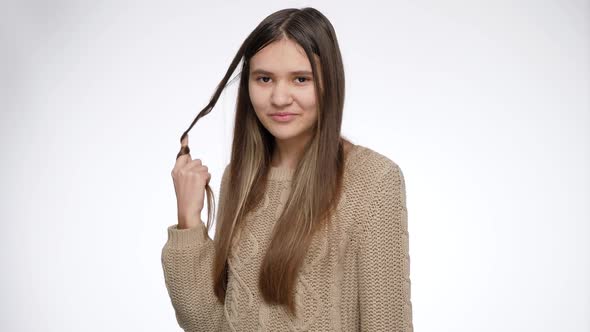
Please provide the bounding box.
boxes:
[268,144,362,181]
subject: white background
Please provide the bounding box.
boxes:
[1,1,588,331]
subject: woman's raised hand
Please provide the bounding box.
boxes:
[171,135,212,229]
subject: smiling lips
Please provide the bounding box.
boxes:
[270,112,298,122]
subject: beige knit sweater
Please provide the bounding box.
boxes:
[161,144,413,331]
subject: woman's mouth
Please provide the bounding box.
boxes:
[270,113,297,122]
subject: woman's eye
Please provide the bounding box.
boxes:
[255,76,312,84]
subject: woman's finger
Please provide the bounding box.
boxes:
[174,135,191,167]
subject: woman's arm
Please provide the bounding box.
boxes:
[160,165,230,331]
[358,163,414,331]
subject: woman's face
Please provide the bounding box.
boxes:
[248,38,320,144]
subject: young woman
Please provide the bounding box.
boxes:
[162,7,413,332]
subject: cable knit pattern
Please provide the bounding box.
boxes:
[161,144,414,331]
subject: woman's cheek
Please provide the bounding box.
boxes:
[298,89,317,110]
[249,87,266,110]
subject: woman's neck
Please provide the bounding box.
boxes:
[271,138,354,169]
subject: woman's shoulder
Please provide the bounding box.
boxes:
[345,143,403,182]
[338,144,406,235]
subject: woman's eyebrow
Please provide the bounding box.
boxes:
[251,69,313,76]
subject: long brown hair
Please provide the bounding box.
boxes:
[176,7,347,316]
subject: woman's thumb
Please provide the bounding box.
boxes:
[175,134,191,164]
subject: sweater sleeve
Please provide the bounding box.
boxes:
[160,164,230,332]
[358,163,414,331]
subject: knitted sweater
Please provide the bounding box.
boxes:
[161,144,413,331]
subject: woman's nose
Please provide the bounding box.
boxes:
[271,81,293,106]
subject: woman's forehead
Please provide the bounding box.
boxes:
[250,39,320,73]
